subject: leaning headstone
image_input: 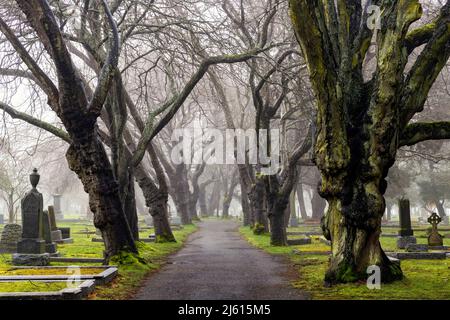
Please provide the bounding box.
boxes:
[0,214,4,224]
[53,194,64,220]
[42,209,57,255]
[427,212,444,247]
[396,198,416,249]
[12,168,49,266]
[0,224,22,253]
[48,206,62,242]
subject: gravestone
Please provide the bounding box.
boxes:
[171,216,182,226]
[53,194,64,220]
[59,227,71,239]
[427,212,443,246]
[12,168,49,266]
[42,209,57,255]
[144,216,154,227]
[289,215,299,227]
[396,198,416,249]
[0,214,4,224]
[442,216,449,225]
[48,206,62,242]
[0,224,22,253]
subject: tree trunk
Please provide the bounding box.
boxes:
[434,199,447,218]
[7,192,15,224]
[222,196,231,218]
[249,177,269,234]
[311,187,326,220]
[296,182,308,219]
[198,185,208,217]
[266,176,289,246]
[241,188,251,226]
[135,166,175,243]
[385,202,393,221]
[120,169,139,240]
[66,137,137,260]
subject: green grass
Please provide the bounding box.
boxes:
[240,226,450,300]
[0,221,197,299]
[0,282,68,293]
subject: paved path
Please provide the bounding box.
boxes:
[133,220,308,300]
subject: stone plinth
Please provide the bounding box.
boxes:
[12,253,49,266]
[396,236,416,249]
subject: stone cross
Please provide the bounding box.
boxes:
[427,212,443,246]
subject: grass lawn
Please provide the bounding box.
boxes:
[240,226,450,300]
[0,220,197,299]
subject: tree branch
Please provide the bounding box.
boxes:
[0,17,59,111]
[87,0,120,117]
[0,102,71,143]
[399,122,450,146]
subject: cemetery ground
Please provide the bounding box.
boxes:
[0,221,197,299]
[240,225,450,300]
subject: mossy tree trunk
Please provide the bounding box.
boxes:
[289,0,450,284]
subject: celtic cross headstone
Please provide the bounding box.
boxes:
[427,212,443,246]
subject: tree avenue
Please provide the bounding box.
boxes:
[289,0,450,284]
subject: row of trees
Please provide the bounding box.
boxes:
[1,0,449,285]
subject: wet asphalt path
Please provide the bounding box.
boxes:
[133,220,308,300]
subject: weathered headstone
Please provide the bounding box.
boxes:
[42,209,57,255]
[53,194,64,220]
[0,224,22,253]
[12,169,49,266]
[289,215,299,227]
[427,212,443,246]
[144,215,154,227]
[0,214,4,224]
[396,198,416,249]
[171,216,182,226]
[48,206,62,242]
